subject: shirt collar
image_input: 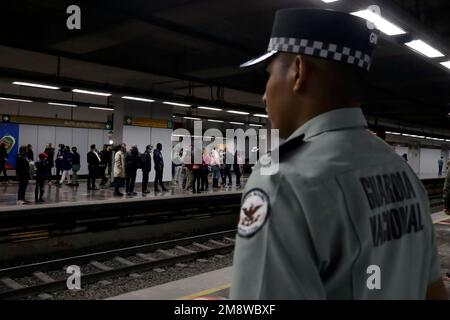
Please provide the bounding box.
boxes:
[286,107,368,142]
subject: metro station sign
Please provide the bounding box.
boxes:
[124,116,172,129]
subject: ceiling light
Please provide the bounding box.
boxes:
[321,0,340,3]
[208,119,224,123]
[0,97,32,103]
[13,81,60,90]
[229,122,244,125]
[440,61,450,70]
[122,96,155,103]
[350,10,406,36]
[89,106,114,111]
[405,40,445,58]
[163,101,191,107]
[48,102,77,107]
[227,110,250,115]
[184,116,201,121]
[73,89,112,96]
[253,114,269,118]
[249,124,263,127]
[198,106,223,111]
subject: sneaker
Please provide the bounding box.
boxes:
[142,190,150,194]
[39,199,45,203]
[16,200,25,205]
[114,192,124,197]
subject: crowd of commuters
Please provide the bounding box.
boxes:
[2,141,246,205]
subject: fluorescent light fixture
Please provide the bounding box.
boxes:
[163,101,191,107]
[227,110,250,115]
[249,124,263,127]
[13,81,60,90]
[321,0,340,3]
[253,114,269,118]
[440,61,450,70]
[184,116,201,121]
[48,102,77,107]
[73,89,112,97]
[350,10,406,36]
[387,131,402,135]
[405,40,445,58]
[122,96,155,103]
[198,106,223,111]
[89,106,114,111]
[229,121,244,125]
[0,97,32,103]
[109,140,114,144]
[208,119,224,123]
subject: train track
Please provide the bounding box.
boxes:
[0,230,236,300]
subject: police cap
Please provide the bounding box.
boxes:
[241,8,379,72]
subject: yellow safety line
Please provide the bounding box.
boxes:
[176,283,231,300]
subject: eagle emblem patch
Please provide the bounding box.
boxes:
[238,189,269,237]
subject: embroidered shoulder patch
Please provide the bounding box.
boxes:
[238,189,270,238]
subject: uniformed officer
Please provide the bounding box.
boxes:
[231,8,447,299]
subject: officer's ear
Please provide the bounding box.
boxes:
[291,55,308,94]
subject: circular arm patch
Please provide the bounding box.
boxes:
[238,189,270,238]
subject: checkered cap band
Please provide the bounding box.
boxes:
[268,37,372,71]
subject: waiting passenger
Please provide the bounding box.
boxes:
[210,147,221,188]
[125,145,140,196]
[26,144,34,162]
[141,145,152,194]
[99,144,110,186]
[54,144,65,183]
[234,150,243,188]
[87,144,100,191]
[44,143,55,184]
[0,142,9,183]
[223,149,233,187]
[153,143,168,192]
[16,145,30,205]
[191,148,202,194]
[438,156,444,176]
[70,146,80,186]
[35,153,49,203]
[173,148,183,186]
[113,144,126,197]
[58,146,72,186]
[201,148,210,192]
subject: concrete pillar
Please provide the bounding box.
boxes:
[408,143,420,175]
[112,98,124,144]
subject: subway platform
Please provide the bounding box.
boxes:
[0,177,247,209]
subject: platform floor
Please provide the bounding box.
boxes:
[0,176,248,208]
[107,212,450,300]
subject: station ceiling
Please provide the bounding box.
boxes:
[0,0,449,130]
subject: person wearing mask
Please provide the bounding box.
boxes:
[26,144,34,162]
[210,147,221,188]
[153,143,168,192]
[87,144,100,191]
[141,145,152,194]
[0,142,9,183]
[35,153,49,203]
[70,146,80,187]
[113,144,126,197]
[99,144,110,186]
[125,145,140,196]
[16,145,30,205]
[58,145,72,186]
[44,143,55,184]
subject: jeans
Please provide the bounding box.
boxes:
[71,165,80,184]
[18,176,29,201]
[142,170,150,191]
[154,169,164,189]
[212,165,220,179]
[126,170,137,193]
[60,170,71,184]
[35,177,45,201]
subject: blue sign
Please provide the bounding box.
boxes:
[0,123,19,169]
